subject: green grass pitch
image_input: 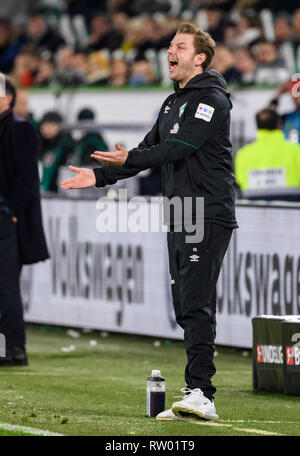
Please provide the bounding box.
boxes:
[0,324,300,436]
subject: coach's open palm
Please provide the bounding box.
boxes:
[60,165,96,190]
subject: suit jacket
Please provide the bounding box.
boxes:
[0,110,49,264]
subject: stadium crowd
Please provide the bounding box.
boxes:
[0,0,300,89]
[1,0,300,198]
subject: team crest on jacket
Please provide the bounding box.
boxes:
[170,123,179,134]
[195,103,215,122]
[43,152,55,166]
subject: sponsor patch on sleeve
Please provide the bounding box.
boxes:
[195,103,215,122]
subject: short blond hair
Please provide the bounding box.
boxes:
[176,23,216,70]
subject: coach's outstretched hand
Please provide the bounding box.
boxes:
[60,165,96,190]
[91,142,128,166]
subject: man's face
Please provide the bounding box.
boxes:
[29,16,45,38]
[292,11,300,33]
[91,16,109,36]
[256,43,277,64]
[211,45,234,73]
[234,49,255,73]
[40,122,60,139]
[275,17,291,41]
[0,24,9,47]
[167,33,204,87]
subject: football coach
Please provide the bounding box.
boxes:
[61,23,238,421]
[0,76,49,366]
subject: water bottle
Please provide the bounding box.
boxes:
[146,369,165,417]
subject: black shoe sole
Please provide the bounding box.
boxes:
[0,361,14,367]
[0,359,28,367]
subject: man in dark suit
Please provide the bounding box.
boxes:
[0,76,49,366]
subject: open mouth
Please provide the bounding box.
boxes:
[168,59,178,71]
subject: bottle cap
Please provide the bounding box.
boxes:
[148,369,164,381]
[152,370,161,377]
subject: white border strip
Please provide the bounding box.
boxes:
[0,422,64,436]
[191,420,283,436]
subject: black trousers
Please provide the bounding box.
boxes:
[167,222,232,400]
[0,212,25,350]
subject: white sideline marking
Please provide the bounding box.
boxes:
[233,427,282,436]
[0,422,64,436]
[190,420,283,436]
[222,419,298,425]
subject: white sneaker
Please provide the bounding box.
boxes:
[156,408,180,420]
[172,388,219,421]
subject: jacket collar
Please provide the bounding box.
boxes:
[257,129,285,142]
